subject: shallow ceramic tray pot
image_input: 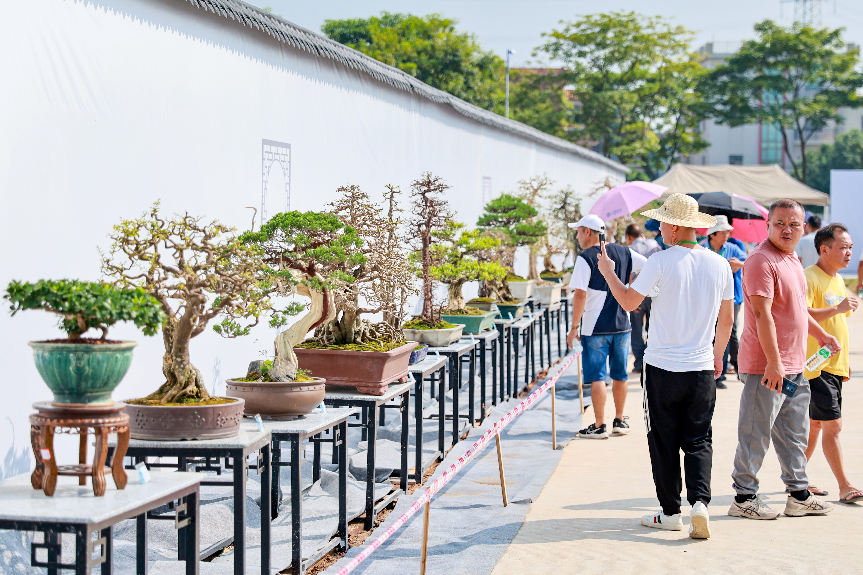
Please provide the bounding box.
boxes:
[409,345,429,365]
[536,284,562,305]
[439,311,498,334]
[466,300,496,312]
[402,324,465,347]
[539,275,564,284]
[508,279,535,300]
[125,398,245,440]
[294,341,416,396]
[495,302,525,320]
[29,341,137,405]
[225,377,325,420]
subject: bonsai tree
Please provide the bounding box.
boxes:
[101,204,272,404]
[409,172,454,327]
[544,185,582,272]
[476,194,545,300]
[4,279,164,340]
[239,210,363,374]
[514,174,554,281]
[430,221,507,311]
[309,184,416,347]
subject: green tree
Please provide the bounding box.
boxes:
[501,69,573,139]
[430,221,507,310]
[703,21,863,182]
[322,12,504,111]
[806,130,863,193]
[536,11,708,178]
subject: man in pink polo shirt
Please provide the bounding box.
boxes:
[730,199,841,520]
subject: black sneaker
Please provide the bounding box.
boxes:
[716,380,728,389]
[577,423,609,439]
[612,417,631,435]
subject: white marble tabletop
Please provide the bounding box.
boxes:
[0,471,201,525]
[427,340,478,354]
[243,407,357,435]
[324,381,413,404]
[408,355,447,374]
[460,330,498,342]
[124,427,270,451]
[493,318,515,327]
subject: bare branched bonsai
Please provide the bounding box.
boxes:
[430,222,507,311]
[240,211,363,372]
[409,173,454,327]
[310,184,416,347]
[101,203,272,404]
[515,174,555,280]
[545,185,582,269]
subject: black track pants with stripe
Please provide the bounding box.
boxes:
[643,364,716,516]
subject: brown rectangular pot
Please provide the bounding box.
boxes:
[293,341,416,395]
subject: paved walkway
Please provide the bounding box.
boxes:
[492,309,863,575]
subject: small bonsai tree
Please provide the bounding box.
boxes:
[409,173,454,327]
[310,184,416,347]
[4,279,164,341]
[546,185,582,270]
[240,211,363,373]
[476,194,545,300]
[514,174,555,280]
[430,222,507,311]
[101,204,272,404]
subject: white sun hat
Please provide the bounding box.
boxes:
[640,193,717,229]
[705,215,734,235]
[567,214,606,232]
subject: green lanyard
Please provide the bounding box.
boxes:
[678,240,698,246]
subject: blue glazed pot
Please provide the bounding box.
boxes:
[29,341,137,405]
[409,345,429,365]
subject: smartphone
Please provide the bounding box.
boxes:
[599,231,606,247]
[781,378,798,398]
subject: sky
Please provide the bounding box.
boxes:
[251,0,863,67]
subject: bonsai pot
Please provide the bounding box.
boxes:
[29,341,137,405]
[495,302,525,320]
[466,300,496,312]
[440,311,497,334]
[125,398,245,440]
[402,324,465,347]
[536,284,562,305]
[409,345,429,365]
[540,275,564,284]
[562,270,573,285]
[225,378,325,420]
[294,341,415,395]
[508,279,536,300]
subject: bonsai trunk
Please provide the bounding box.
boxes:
[276,283,335,371]
[527,244,540,281]
[419,234,435,324]
[146,316,210,404]
[543,251,559,274]
[446,280,466,311]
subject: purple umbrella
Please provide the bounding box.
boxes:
[589,181,668,221]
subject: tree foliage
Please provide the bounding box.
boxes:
[430,222,507,310]
[5,279,164,340]
[806,130,863,193]
[703,20,863,182]
[502,69,573,139]
[537,11,708,178]
[322,12,504,111]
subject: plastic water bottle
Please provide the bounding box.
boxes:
[805,345,834,372]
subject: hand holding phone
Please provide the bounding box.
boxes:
[781,378,798,398]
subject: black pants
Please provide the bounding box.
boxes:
[643,364,716,515]
[630,298,651,370]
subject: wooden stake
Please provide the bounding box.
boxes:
[577,357,585,414]
[420,501,431,575]
[495,432,509,507]
[551,385,557,450]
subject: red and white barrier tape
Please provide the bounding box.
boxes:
[335,352,579,575]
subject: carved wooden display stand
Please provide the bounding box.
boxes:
[29,401,130,497]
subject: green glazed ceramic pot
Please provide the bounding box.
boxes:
[440,310,498,334]
[28,341,137,405]
[495,303,525,320]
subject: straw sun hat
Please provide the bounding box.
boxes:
[640,193,717,229]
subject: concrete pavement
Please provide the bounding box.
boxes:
[491,307,863,574]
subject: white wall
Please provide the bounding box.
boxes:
[0,0,625,477]
[830,170,863,276]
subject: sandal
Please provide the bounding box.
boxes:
[808,486,829,496]
[841,490,863,504]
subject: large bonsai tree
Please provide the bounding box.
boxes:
[101,204,272,404]
[4,280,164,340]
[240,211,362,372]
[546,185,582,269]
[430,222,507,311]
[514,174,554,280]
[409,173,454,326]
[310,184,416,346]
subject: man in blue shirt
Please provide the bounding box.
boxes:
[700,215,746,386]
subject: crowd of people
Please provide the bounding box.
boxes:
[565,194,860,540]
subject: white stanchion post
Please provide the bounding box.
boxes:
[495,428,509,507]
[420,501,431,575]
[551,385,557,450]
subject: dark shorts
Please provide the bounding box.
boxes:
[809,371,843,421]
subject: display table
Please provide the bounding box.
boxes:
[494,318,515,402]
[426,340,478,446]
[407,355,447,483]
[511,313,539,395]
[120,428,271,575]
[460,330,498,419]
[0,470,201,575]
[324,382,411,530]
[256,409,355,575]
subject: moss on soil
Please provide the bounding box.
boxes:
[40,338,125,345]
[126,397,238,407]
[468,297,495,303]
[296,340,408,353]
[233,370,316,383]
[403,319,458,330]
[540,271,566,277]
[413,345,427,351]
[440,306,486,316]
[506,274,528,282]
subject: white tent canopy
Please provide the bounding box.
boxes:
[653,164,830,206]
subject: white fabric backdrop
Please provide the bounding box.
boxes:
[829,170,863,275]
[0,0,626,477]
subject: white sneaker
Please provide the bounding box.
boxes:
[784,494,834,517]
[689,502,711,539]
[641,511,684,531]
[728,496,780,520]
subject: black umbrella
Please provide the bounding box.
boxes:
[688,191,765,220]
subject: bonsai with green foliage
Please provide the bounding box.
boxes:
[430,221,507,311]
[101,203,272,404]
[4,279,164,341]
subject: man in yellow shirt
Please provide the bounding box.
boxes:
[803,223,862,503]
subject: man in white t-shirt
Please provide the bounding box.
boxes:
[595,194,734,540]
[795,214,821,269]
